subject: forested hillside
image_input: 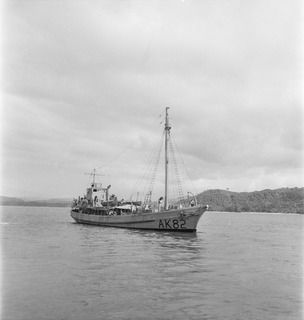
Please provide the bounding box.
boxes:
[0,196,71,207]
[197,187,304,213]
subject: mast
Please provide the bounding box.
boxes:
[164,107,171,210]
[85,168,97,186]
[84,168,104,188]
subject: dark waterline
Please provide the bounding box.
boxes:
[1,207,303,320]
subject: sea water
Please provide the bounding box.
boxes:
[1,206,303,320]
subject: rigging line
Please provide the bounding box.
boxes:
[136,136,162,190]
[171,134,199,196]
[168,134,185,205]
[96,112,163,172]
[129,130,165,201]
[144,138,163,198]
[144,130,165,203]
[141,130,165,205]
[95,142,135,171]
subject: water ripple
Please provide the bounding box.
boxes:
[1,207,302,320]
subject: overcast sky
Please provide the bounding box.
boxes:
[1,0,303,199]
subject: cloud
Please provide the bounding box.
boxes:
[1,0,303,198]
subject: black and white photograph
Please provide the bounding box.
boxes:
[1,0,303,319]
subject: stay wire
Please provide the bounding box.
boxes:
[170,134,199,197]
[129,130,165,202]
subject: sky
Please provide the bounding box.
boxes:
[1,0,303,200]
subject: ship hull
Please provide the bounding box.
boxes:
[71,205,207,232]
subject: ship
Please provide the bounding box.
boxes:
[71,108,208,232]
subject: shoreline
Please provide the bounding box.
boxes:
[0,205,302,215]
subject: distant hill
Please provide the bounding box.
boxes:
[1,187,303,213]
[197,187,304,214]
[0,196,72,207]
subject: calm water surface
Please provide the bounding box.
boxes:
[1,206,303,320]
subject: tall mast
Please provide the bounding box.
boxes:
[164,107,171,210]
